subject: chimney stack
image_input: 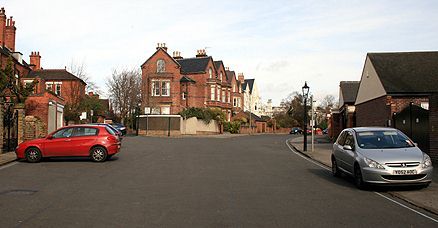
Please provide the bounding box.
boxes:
[225,67,230,71]
[5,16,16,51]
[0,7,6,47]
[156,42,168,52]
[172,51,183,59]
[238,73,244,83]
[29,51,41,70]
[196,49,207,58]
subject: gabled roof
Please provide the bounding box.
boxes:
[214,61,223,71]
[245,111,265,122]
[0,46,31,68]
[27,69,86,85]
[176,57,212,74]
[180,75,196,83]
[340,81,359,104]
[368,52,438,93]
[141,47,181,68]
[242,79,255,93]
[225,70,235,84]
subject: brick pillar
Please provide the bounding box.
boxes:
[0,102,3,151]
[429,94,438,164]
[15,103,25,144]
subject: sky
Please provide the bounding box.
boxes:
[3,0,438,106]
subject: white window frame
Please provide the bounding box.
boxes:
[217,86,221,101]
[220,72,223,82]
[161,81,170,96]
[210,85,215,100]
[55,84,61,96]
[157,59,165,73]
[45,82,53,91]
[208,68,213,78]
[227,91,231,103]
[222,89,226,102]
[182,92,186,100]
[233,98,237,107]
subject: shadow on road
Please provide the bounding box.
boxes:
[307,168,428,192]
[18,156,120,163]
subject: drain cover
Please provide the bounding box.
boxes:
[0,189,38,195]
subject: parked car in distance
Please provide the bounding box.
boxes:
[90,123,123,140]
[15,125,121,163]
[331,127,433,189]
[290,127,303,134]
[111,123,127,135]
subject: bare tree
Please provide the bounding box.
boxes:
[68,60,98,92]
[106,68,141,125]
[320,95,336,111]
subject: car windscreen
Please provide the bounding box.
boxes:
[356,130,415,149]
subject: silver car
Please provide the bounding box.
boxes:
[331,127,433,189]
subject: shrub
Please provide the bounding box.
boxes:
[223,121,241,134]
[179,107,225,124]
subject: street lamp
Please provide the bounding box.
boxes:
[302,82,310,151]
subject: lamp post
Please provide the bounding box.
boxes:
[302,82,310,151]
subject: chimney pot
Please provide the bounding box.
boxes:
[30,51,41,71]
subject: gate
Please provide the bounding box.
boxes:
[2,102,19,152]
[393,104,429,152]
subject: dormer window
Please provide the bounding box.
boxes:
[157,59,165,73]
[220,72,223,82]
[208,68,213,78]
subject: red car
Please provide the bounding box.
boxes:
[15,125,121,163]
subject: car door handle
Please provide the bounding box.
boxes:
[64,139,71,142]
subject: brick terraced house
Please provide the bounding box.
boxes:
[141,43,244,121]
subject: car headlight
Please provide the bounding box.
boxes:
[364,157,385,169]
[422,154,432,168]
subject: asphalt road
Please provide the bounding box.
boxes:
[0,134,437,227]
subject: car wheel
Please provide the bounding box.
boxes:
[331,156,341,177]
[90,146,107,162]
[354,165,366,190]
[25,147,42,163]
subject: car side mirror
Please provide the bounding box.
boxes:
[343,145,353,151]
[47,135,53,140]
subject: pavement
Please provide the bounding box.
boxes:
[0,151,17,166]
[289,134,438,216]
[1,135,437,227]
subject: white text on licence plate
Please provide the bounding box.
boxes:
[393,170,417,175]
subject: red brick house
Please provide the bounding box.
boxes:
[141,44,243,121]
[355,51,438,162]
[1,7,87,135]
[226,69,244,114]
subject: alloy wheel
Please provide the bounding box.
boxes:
[91,147,107,162]
[26,148,42,163]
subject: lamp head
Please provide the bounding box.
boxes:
[302,81,310,98]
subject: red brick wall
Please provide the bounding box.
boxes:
[329,113,342,140]
[25,92,65,135]
[356,96,390,127]
[389,96,428,114]
[429,93,438,163]
[141,48,182,114]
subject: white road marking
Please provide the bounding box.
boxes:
[285,139,438,223]
[0,161,18,171]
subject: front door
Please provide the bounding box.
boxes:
[43,127,74,157]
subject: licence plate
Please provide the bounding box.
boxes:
[393,169,417,175]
